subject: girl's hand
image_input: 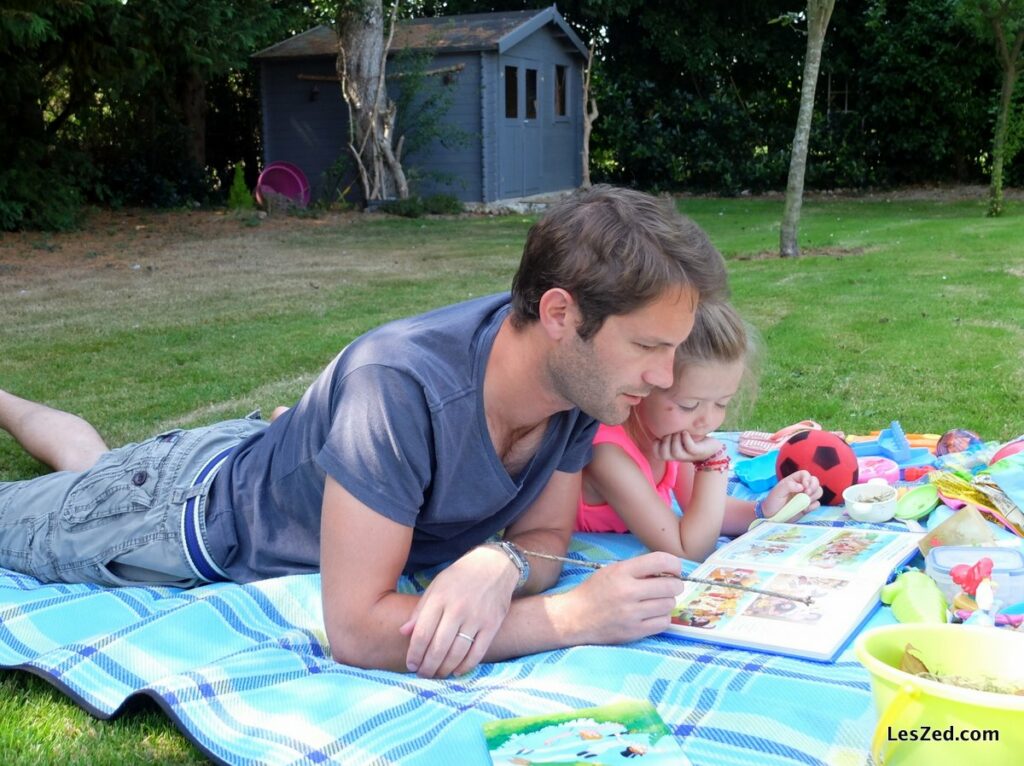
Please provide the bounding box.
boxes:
[762,470,823,519]
[651,431,723,464]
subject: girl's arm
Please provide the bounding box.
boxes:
[584,442,725,561]
[673,462,755,537]
[670,460,729,560]
[721,495,760,536]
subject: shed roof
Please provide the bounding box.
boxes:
[253,6,586,60]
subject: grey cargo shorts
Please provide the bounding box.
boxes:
[0,417,265,587]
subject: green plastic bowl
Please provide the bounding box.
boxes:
[855,623,1024,764]
[895,484,940,520]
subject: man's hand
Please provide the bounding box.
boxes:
[555,552,686,645]
[399,544,519,678]
[651,431,723,464]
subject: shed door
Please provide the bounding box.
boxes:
[500,58,542,199]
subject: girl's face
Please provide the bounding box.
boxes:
[636,359,745,442]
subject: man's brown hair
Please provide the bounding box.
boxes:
[510,185,729,340]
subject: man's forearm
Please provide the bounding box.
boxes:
[482,589,582,661]
[326,590,420,673]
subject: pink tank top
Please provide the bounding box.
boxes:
[575,423,679,533]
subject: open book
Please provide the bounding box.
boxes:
[665,522,922,661]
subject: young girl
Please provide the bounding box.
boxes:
[576,301,822,562]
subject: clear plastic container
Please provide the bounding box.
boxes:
[924,545,1024,604]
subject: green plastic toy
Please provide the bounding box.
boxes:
[879,568,948,624]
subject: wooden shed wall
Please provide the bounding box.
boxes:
[260,53,483,203]
[259,22,582,204]
[398,52,483,202]
[259,58,348,201]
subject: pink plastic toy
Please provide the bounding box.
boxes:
[991,438,1024,465]
[255,162,311,208]
[857,456,899,484]
[950,557,994,597]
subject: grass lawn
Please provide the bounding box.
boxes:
[1,195,1022,762]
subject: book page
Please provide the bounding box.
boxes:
[666,524,922,660]
[711,524,919,577]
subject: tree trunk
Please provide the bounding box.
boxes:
[989,61,1018,216]
[179,67,207,173]
[336,0,408,202]
[987,18,1024,217]
[581,40,598,188]
[780,1,835,258]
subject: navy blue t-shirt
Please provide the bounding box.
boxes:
[205,293,598,581]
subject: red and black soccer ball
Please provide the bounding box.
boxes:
[775,430,859,506]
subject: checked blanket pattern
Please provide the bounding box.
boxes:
[1,433,900,765]
[0,529,884,766]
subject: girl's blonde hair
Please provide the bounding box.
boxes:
[624,301,762,444]
[673,301,761,428]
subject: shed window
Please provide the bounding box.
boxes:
[505,66,518,119]
[525,68,538,119]
[554,65,567,117]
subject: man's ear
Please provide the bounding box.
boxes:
[537,288,578,340]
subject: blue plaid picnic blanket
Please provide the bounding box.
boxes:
[8,430,964,765]
[2,529,887,766]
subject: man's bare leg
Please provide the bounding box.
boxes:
[0,390,109,472]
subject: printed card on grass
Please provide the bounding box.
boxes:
[483,699,690,765]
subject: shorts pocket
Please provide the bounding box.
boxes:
[88,558,196,589]
[61,451,160,528]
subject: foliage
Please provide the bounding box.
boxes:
[228,162,255,210]
[422,192,464,214]
[1005,88,1024,182]
[585,0,807,192]
[378,196,426,216]
[206,65,274,201]
[319,151,360,207]
[0,0,115,229]
[0,0,299,230]
[377,192,463,216]
[958,0,1024,215]
[4,0,1024,229]
[0,143,87,231]
[852,0,995,185]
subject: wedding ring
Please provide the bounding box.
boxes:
[456,631,475,644]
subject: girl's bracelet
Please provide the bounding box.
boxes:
[693,446,730,473]
[754,498,766,519]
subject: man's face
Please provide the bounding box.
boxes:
[548,286,697,425]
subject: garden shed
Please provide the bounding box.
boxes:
[252,6,588,205]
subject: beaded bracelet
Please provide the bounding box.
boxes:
[693,446,731,473]
[753,499,766,519]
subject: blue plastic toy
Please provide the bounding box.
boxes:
[851,420,935,467]
[734,450,780,493]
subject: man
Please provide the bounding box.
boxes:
[0,185,728,678]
